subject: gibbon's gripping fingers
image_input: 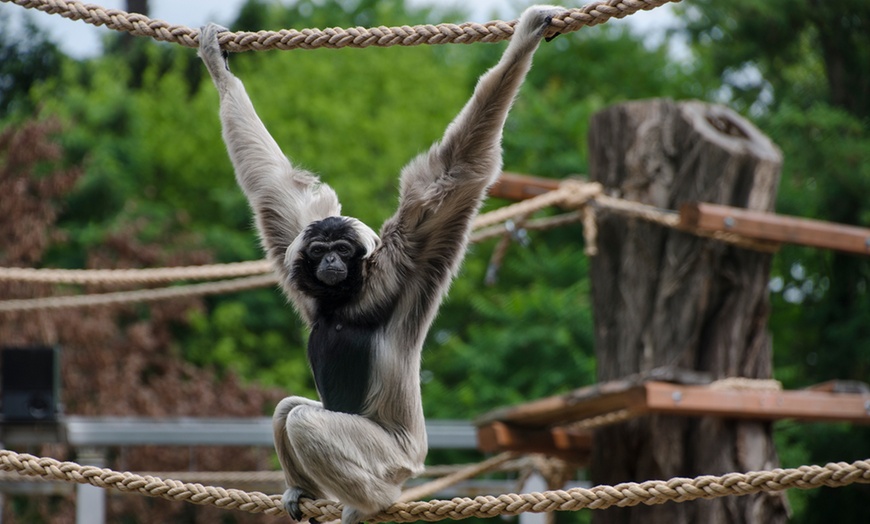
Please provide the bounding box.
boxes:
[198,24,232,89]
[508,5,565,59]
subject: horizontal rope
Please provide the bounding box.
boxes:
[1,449,868,520]
[0,180,782,311]
[4,0,679,51]
[0,260,273,285]
[0,274,279,313]
[0,461,529,486]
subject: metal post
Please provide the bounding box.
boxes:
[75,448,106,524]
[519,472,549,524]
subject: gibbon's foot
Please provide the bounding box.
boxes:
[282,487,317,522]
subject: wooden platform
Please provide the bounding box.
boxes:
[476,378,870,460]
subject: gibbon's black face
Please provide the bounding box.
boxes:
[293,217,367,303]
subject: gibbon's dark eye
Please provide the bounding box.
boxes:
[335,243,353,257]
[308,244,327,258]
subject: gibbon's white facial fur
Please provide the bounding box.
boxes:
[285,215,380,269]
[198,6,563,523]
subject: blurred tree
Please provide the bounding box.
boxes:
[424,19,719,422]
[20,0,474,404]
[681,1,870,521]
[0,17,63,117]
[15,0,857,521]
[0,118,286,523]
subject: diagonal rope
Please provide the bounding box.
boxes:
[398,452,516,503]
[3,0,679,51]
[1,449,868,520]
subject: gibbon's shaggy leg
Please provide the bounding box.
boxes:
[272,397,326,521]
[200,5,562,524]
[277,403,410,524]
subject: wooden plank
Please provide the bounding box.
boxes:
[476,421,592,462]
[489,172,561,201]
[680,202,870,256]
[476,380,649,428]
[644,382,870,424]
[803,380,870,394]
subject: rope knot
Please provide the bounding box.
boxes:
[557,180,603,208]
[557,181,603,256]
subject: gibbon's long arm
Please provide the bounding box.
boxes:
[371,7,561,342]
[199,25,342,277]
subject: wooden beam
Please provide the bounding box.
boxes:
[489,172,562,201]
[680,202,870,256]
[804,380,870,394]
[474,380,869,458]
[477,378,870,434]
[476,421,591,462]
[643,382,870,424]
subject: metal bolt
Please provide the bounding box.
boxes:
[865,399,870,415]
[724,216,736,228]
[672,391,683,404]
[865,237,870,250]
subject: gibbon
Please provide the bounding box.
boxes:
[198,6,562,523]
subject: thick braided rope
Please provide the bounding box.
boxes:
[0,274,279,312]
[4,0,679,51]
[0,260,273,285]
[1,450,868,520]
[0,182,780,311]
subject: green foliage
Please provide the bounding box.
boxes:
[682,0,870,118]
[683,2,870,521]
[501,23,711,178]
[10,0,475,399]
[185,294,316,395]
[425,240,596,418]
[0,16,63,117]
[11,3,868,521]
[2,0,712,422]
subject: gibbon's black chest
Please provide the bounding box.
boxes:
[307,316,374,415]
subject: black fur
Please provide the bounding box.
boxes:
[307,315,375,414]
[293,217,396,415]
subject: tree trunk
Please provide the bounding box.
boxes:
[587,99,790,524]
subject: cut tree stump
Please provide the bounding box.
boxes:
[587,99,789,524]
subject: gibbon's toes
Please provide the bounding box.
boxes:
[282,487,306,522]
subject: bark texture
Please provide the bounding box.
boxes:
[588,99,790,524]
